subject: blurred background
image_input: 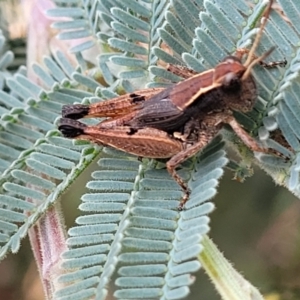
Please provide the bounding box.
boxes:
[0,0,300,299]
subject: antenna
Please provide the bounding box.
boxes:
[244,0,273,69]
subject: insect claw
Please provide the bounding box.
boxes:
[62,104,90,119]
[58,118,87,138]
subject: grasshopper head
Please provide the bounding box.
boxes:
[220,56,257,113]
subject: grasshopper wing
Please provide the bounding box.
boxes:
[62,88,164,120]
[58,118,183,158]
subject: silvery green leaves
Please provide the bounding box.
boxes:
[1,1,300,299]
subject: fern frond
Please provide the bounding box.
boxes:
[56,137,226,299]
[51,0,167,88]
[52,0,300,298]
[47,0,100,53]
[0,50,106,257]
[251,1,300,194]
[0,0,300,299]
[98,0,170,88]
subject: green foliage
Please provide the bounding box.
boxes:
[0,0,300,299]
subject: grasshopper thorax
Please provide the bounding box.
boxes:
[215,56,257,113]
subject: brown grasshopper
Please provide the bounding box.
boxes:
[59,0,286,209]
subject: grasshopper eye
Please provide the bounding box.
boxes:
[221,72,241,91]
[58,118,87,138]
[62,104,90,119]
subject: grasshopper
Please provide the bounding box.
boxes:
[59,0,286,209]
